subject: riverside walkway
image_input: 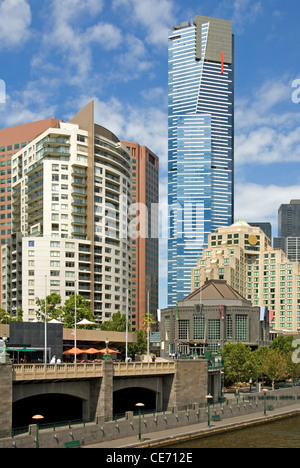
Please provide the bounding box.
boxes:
[84,403,300,449]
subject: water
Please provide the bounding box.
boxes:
[167,415,300,448]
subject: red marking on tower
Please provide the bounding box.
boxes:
[221,52,224,74]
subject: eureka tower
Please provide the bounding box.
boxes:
[168,15,234,306]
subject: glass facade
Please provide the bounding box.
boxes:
[168,16,234,306]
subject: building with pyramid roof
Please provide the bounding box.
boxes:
[160,279,270,359]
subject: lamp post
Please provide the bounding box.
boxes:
[32,414,44,448]
[135,403,145,441]
[103,338,112,361]
[262,389,268,416]
[206,394,213,427]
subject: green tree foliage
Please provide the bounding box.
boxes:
[100,312,147,357]
[61,295,95,329]
[222,342,254,386]
[0,307,23,324]
[261,349,288,390]
[222,337,300,389]
[100,311,128,332]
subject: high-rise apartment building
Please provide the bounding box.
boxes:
[274,200,300,263]
[121,141,159,331]
[1,102,132,323]
[0,118,61,305]
[168,15,234,306]
[191,220,300,332]
[0,119,61,246]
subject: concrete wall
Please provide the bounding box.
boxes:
[2,359,213,439]
[1,387,300,448]
[0,364,12,439]
[168,360,208,409]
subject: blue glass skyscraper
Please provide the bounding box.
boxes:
[168,15,234,306]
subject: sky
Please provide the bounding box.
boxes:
[0,0,300,309]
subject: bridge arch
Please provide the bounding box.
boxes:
[13,380,91,428]
[13,393,83,429]
[113,377,163,415]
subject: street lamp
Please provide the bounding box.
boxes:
[206,394,213,427]
[103,338,112,361]
[32,414,44,448]
[262,389,268,416]
[135,403,145,441]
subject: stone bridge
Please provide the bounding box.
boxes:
[0,359,222,438]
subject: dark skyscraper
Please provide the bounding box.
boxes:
[274,200,300,262]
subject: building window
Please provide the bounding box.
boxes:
[208,319,220,340]
[235,315,248,342]
[165,316,170,341]
[178,319,189,340]
[193,316,205,340]
[227,315,233,340]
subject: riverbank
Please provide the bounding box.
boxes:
[84,404,300,449]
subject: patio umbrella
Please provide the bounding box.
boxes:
[63,347,85,355]
[84,348,102,354]
[17,348,37,352]
[49,319,63,324]
[98,348,121,354]
[76,319,96,325]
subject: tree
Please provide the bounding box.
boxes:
[100,312,147,358]
[36,292,62,322]
[0,308,23,323]
[0,308,12,324]
[60,295,94,329]
[129,329,147,356]
[142,313,156,337]
[222,342,254,387]
[287,351,300,384]
[262,349,288,390]
[271,335,294,355]
[100,311,129,332]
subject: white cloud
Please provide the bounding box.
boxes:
[33,0,122,86]
[235,77,300,166]
[0,0,32,49]
[235,182,300,234]
[216,0,262,33]
[0,78,58,127]
[112,0,177,46]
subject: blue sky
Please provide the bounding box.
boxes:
[0,0,300,308]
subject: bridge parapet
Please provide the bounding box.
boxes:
[12,361,176,382]
[13,363,104,382]
[113,361,176,377]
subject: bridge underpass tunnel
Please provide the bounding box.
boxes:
[12,394,83,429]
[113,388,157,417]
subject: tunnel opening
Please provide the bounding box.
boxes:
[113,387,157,417]
[13,394,83,429]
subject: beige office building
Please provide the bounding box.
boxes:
[191,220,300,332]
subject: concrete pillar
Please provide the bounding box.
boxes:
[96,360,114,422]
[0,363,13,438]
[168,360,208,409]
